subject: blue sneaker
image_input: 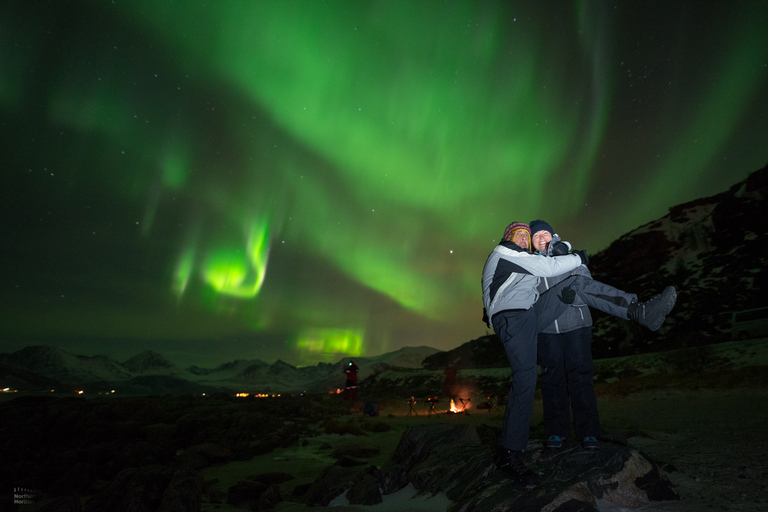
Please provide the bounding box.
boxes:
[546,435,566,449]
[583,436,600,450]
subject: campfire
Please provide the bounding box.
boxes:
[448,397,471,414]
[403,393,473,416]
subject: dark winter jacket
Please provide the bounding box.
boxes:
[537,268,593,333]
[481,240,582,321]
[534,234,593,334]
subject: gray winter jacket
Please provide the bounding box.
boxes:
[536,234,593,334]
[481,240,582,321]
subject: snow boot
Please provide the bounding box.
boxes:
[627,286,677,331]
[495,449,540,488]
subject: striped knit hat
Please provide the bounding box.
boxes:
[502,221,531,250]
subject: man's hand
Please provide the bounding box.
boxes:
[557,286,576,304]
[573,250,589,265]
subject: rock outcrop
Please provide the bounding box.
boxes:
[302,423,679,511]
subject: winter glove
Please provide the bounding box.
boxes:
[572,250,589,265]
[550,241,570,256]
[557,286,576,304]
[482,307,490,328]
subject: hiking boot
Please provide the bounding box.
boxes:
[583,436,600,450]
[495,449,540,488]
[627,286,677,331]
[546,435,566,449]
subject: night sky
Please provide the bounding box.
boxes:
[2,1,767,368]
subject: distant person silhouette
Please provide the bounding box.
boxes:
[443,363,458,398]
[344,361,359,400]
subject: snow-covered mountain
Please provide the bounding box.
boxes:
[0,346,134,384]
[122,350,180,375]
[185,345,442,394]
[0,344,441,395]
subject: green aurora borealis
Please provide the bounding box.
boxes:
[1,1,767,367]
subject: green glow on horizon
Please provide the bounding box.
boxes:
[294,328,364,360]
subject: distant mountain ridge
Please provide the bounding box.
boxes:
[0,344,441,395]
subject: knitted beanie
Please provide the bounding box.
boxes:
[502,221,531,250]
[529,219,554,237]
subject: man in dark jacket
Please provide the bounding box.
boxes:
[481,221,677,486]
[530,219,600,451]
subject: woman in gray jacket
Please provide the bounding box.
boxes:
[530,219,600,451]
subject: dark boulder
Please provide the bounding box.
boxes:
[37,495,82,512]
[258,484,283,511]
[346,466,384,506]
[82,465,202,512]
[226,479,268,508]
[303,423,679,511]
[302,465,359,506]
[183,442,233,466]
[157,467,202,512]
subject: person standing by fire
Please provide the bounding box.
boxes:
[344,361,359,400]
[443,363,458,399]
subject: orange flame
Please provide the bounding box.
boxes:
[449,398,471,413]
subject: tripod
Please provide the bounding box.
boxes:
[407,397,419,416]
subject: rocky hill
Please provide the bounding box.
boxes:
[587,163,768,358]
